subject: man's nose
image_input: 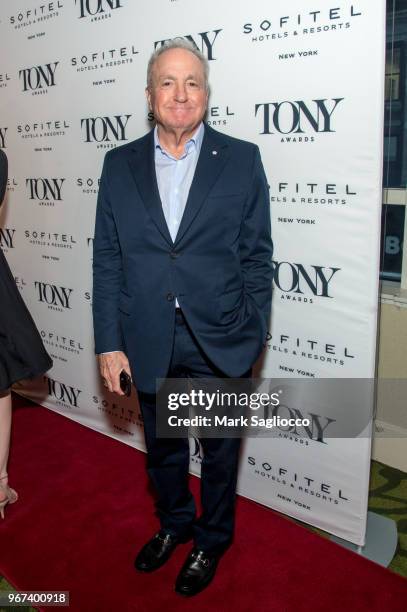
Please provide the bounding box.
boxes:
[174,82,187,101]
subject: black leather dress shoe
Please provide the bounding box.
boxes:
[175,548,219,596]
[134,531,180,572]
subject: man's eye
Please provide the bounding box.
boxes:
[188,81,198,87]
[162,81,172,87]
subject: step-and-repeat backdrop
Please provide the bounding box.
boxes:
[0,0,385,545]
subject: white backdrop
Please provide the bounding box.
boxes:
[0,0,385,545]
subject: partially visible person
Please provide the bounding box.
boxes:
[0,148,53,518]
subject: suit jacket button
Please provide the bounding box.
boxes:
[170,251,179,259]
[166,292,175,301]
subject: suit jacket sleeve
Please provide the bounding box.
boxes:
[239,145,273,329]
[92,153,125,354]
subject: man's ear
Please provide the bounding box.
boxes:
[145,87,152,111]
[205,87,210,111]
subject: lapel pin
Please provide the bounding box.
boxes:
[212,150,218,156]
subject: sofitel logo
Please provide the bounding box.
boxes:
[271,181,356,207]
[0,73,11,89]
[0,128,7,148]
[10,2,64,27]
[19,62,59,94]
[92,395,140,428]
[272,261,340,299]
[35,282,73,310]
[154,29,222,60]
[77,178,100,194]
[6,178,18,193]
[45,377,82,408]
[40,330,84,359]
[247,457,348,502]
[24,231,77,257]
[76,0,123,19]
[266,332,355,366]
[255,98,343,140]
[81,115,131,146]
[243,5,362,42]
[0,228,16,250]
[18,120,70,139]
[206,105,235,127]
[26,178,65,203]
[71,45,138,71]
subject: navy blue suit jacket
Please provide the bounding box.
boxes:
[93,124,273,393]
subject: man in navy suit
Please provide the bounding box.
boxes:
[93,39,272,596]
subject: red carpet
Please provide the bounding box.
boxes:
[0,395,406,612]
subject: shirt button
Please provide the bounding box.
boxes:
[166,292,175,301]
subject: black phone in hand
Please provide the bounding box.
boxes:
[120,370,132,396]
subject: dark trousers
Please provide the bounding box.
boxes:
[138,309,249,555]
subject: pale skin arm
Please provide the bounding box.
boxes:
[0,391,12,488]
[98,351,132,396]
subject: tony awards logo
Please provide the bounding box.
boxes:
[154,29,222,60]
[0,128,8,148]
[26,178,65,206]
[35,282,73,311]
[75,0,123,19]
[81,114,131,148]
[45,377,82,409]
[255,98,344,142]
[0,228,16,251]
[272,261,340,303]
[19,62,59,95]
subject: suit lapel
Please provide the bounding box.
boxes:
[127,130,173,246]
[174,125,229,246]
[126,125,229,247]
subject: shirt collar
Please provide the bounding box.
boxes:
[154,122,204,160]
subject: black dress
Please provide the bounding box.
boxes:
[0,149,52,391]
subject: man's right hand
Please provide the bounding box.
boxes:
[98,351,131,396]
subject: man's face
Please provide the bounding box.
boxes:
[146,48,208,133]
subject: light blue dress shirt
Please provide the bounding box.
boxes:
[154,122,204,308]
[154,122,204,242]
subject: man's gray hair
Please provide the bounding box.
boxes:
[146,39,209,91]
